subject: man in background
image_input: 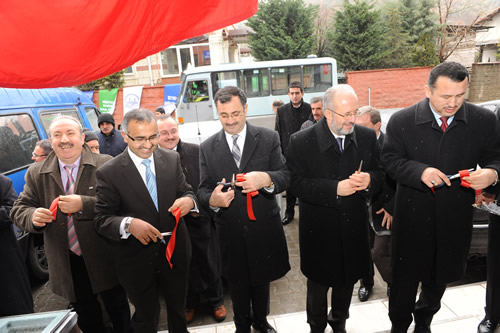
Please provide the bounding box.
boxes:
[83,129,100,154]
[95,113,127,157]
[300,96,323,130]
[32,139,52,162]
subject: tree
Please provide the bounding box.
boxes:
[328,0,386,71]
[412,33,440,66]
[247,0,315,61]
[380,5,412,68]
[312,2,334,57]
[399,0,437,45]
[77,70,125,91]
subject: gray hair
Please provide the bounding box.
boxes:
[122,108,156,135]
[35,139,53,154]
[310,96,323,105]
[358,105,381,125]
[323,84,356,112]
[48,115,83,137]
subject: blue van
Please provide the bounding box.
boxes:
[0,87,100,280]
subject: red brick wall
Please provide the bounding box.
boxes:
[91,86,166,125]
[346,67,432,108]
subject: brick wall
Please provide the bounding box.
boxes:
[469,62,500,103]
[91,86,166,125]
[346,67,432,108]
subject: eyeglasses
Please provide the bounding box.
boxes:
[32,152,47,158]
[332,110,360,118]
[126,133,159,143]
[219,111,243,120]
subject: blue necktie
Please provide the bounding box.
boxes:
[141,159,158,211]
[337,137,343,152]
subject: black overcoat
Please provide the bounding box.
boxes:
[286,117,384,287]
[382,99,500,284]
[198,123,291,286]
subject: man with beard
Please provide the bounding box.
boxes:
[275,81,311,225]
[11,116,131,333]
[286,85,383,333]
[156,115,226,324]
[95,113,127,157]
[382,62,500,333]
[300,96,323,130]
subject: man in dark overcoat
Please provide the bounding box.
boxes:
[198,86,290,333]
[11,116,131,333]
[381,62,500,333]
[286,85,384,333]
[157,115,226,323]
[0,174,33,316]
[94,109,197,333]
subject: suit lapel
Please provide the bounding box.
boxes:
[239,123,258,171]
[120,150,157,212]
[215,129,239,171]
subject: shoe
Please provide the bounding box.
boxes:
[414,324,431,333]
[282,215,293,225]
[387,283,392,298]
[185,308,195,323]
[252,321,277,333]
[478,317,498,333]
[213,305,227,322]
[358,286,371,302]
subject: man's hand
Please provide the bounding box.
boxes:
[463,168,498,190]
[421,167,450,188]
[209,178,235,208]
[348,171,370,191]
[377,208,393,230]
[475,192,496,206]
[58,194,83,214]
[235,171,272,193]
[337,179,356,196]
[168,197,194,217]
[32,207,54,227]
[129,218,162,245]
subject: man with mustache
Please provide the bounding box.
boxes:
[300,96,323,130]
[11,116,131,333]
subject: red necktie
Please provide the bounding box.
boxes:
[440,117,448,132]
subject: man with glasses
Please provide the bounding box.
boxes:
[31,139,52,162]
[286,85,383,333]
[95,108,197,333]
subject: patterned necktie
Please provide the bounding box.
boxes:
[142,159,158,211]
[336,137,343,153]
[232,134,241,167]
[64,165,81,256]
[440,116,448,132]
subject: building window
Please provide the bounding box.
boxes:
[161,44,211,77]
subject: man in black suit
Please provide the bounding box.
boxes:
[94,108,197,333]
[157,115,226,324]
[286,85,384,333]
[382,62,500,333]
[275,81,312,225]
[198,86,290,333]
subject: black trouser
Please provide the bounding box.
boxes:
[485,215,500,324]
[389,276,446,332]
[229,280,270,332]
[360,228,375,289]
[306,278,354,333]
[186,277,224,308]
[372,234,392,283]
[285,192,296,219]
[69,252,131,333]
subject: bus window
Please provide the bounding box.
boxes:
[85,107,100,131]
[243,68,270,97]
[211,71,242,95]
[183,80,210,103]
[39,109,83,135]
[271,66,301,95]
[0,114,39,173]
[304,64,333,93]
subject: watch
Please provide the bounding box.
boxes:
[124,218,132,234]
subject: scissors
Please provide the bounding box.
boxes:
[217,173,235,188]
[434,168,474,188]
[159,232,172,244]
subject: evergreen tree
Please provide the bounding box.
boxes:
[412,33,439,66]
[247,0,315,61]
[399,0,437,44]
[328,0,386,71]
[380,6,412,68]
[77,70,125,91]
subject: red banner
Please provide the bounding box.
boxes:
[0,0,257,88]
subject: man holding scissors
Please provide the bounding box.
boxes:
[382,62,500,333]
[286,84,384,333]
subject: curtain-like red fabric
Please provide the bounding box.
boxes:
[0,0,257,88]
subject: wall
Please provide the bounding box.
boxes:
[346,67,431,109]
[469,62,500,103]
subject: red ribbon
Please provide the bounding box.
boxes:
[49,196,71,220]
[458,169,481,196]
[236,173,259,221]
[165,207,181,269]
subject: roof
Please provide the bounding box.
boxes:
[477,7,500,25]
[0,88,93,110]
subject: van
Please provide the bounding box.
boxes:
[0,87,100,280]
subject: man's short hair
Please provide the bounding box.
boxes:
[214,86,247,107]
[358,106,381,125]
[122,108,156,135]
[288,81,303,93]
[155,106,166,114]
[48,116,83,137]
[35,139,53,154]
[310,96,323,105]
[273,99,284,108]
[157,114,177,123]
[428,62,469,90]
[82,129,99,143]
[323,85,356,112]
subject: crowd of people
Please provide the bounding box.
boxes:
[2,61,500,333]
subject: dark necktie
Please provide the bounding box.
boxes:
[440,116,448,132]
[232,134,241,167]
[337,137,343,152]
[64,165,81,256]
